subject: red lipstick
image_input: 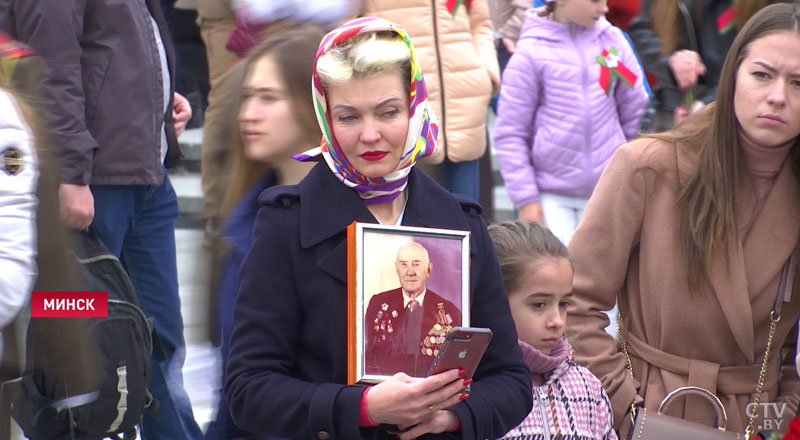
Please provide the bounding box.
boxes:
[361,151,388,161]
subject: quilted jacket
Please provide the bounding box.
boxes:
[363,0,500,163]
[494,8,647,208]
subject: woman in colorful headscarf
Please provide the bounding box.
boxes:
[224,17,531,439]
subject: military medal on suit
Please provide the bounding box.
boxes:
[421,303,454,357]
[372,303,397,341]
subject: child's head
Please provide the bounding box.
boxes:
[488,221,573,355]
[539,0,609,29]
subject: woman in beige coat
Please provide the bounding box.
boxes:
[567,4,800,437]
[362,0,500,200]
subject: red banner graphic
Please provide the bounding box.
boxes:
[31,291,108,318]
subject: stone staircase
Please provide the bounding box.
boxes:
[487,110,516,223]
[169,127,206,229]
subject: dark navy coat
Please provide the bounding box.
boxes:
[225,163,532,439]
[216,170,277,355]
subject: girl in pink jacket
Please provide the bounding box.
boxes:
[494,0,647,244]
[489,221,617,440]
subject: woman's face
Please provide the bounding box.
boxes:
[507,258,573,355]
[734,31,800,149]
[326,71,409,179]
[238,55,307,163]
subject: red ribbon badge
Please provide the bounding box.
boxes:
[445,0,472,17]
[596,46,637,95]
[0,31,35,60]
[716,4,736,35]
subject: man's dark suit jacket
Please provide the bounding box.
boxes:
[364,287,461,377]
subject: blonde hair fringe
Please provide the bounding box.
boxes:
[316,31,411,87]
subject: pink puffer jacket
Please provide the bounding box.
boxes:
[494,9,647,209]
[363,0,500,164]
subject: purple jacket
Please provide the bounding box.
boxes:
[494,9,648,208]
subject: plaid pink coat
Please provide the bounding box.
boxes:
[500,340,618,440]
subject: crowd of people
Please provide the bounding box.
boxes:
[0,0,799,439]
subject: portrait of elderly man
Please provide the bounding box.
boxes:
[364,242,462,377]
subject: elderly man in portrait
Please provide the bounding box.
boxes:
[365,242,462,377]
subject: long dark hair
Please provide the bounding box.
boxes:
[651,4,800,290]
[221,23,325,219]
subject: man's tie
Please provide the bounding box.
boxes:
[404,299,422,353]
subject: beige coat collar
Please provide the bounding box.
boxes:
[676,142,800,359]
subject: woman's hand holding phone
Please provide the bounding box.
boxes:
[396,409,459,440]
[365,369,468,430]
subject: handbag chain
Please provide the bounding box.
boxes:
[617,316,638,428]
[744,310,780,440]
[618,249,794,440]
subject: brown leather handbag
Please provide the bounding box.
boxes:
[621,251,795,440]
[626,386,741,439]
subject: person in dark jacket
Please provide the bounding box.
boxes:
[224,17,531,440]
[3,1,201,438]
[628,0,773,129]
[204,23,324,440]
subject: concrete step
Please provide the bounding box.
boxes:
[487,109,515,223]
[179,127,203,168]
[169,170,204,228]
[171,128,205,228]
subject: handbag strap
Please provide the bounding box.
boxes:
[619,250,796,438]
[659,386,729,430]
[744,251,795,439]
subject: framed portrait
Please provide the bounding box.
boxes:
[346,222,470,384]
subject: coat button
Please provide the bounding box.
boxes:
[317,431,330,439]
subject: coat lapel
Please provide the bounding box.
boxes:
[318,240,348,283]
[710,159,800,360]
[708,237,754,361]
[741,161,800,298]
[674,142,798,360]
[299,163,376,284]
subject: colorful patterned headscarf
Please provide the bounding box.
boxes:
[292,17,438,204]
